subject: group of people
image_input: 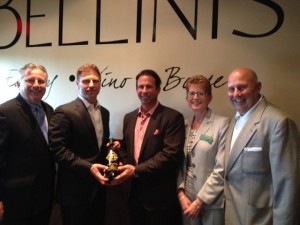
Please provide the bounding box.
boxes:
[0,63,299,225]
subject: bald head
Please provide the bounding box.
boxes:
[227,67,262,115]
[229,67,258,83]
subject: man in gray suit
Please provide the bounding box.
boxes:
[224,67,300,225]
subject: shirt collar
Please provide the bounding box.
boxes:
[138,101,159,117]
[20,94,42,110]
[79,95,100,109]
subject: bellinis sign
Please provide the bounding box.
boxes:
[0,0,284,49]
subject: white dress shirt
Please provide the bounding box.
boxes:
[79,96,103,149]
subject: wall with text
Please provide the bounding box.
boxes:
[1,0,299,138]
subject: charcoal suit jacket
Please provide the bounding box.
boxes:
[120,103,185,210]
[49,97,110,206]
[0,94,55,220]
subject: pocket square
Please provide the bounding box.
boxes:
[244,147,262,152]
[154,129,160,135]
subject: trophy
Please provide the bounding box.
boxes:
[105,139,119,180]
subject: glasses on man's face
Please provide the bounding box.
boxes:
[187,91,206,98]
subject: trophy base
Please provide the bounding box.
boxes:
[106,170,119,181]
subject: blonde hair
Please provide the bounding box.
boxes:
[76,63,101,81]
[185,75,212,95]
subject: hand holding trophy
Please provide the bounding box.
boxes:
[105,139,120,181]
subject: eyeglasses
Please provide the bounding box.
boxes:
[187,91,206,97]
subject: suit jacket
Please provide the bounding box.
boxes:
[49,97,110,205]
[178,109,229,211]
[224,96,300,225]
[120,103,185,210]
[0,94,55,219]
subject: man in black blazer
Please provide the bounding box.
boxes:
[49,64,112,225]
[0,63,55,225]
[111,69,185,225]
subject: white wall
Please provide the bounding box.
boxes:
[1,0,299,138]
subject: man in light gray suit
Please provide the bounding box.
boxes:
[224,67,300,225]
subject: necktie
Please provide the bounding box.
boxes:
[34,105,45,126]
[34,105,48,142]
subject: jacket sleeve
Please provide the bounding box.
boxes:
[269,117,300,225]
[0,108,9,201]
[48,106,93,176]
[135,111,185,180]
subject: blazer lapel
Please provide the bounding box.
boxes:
[224,118,236,174]
[225,98,267,175]
[140,115,157,154]
[139,105,162,159]
[16,94,35,125]
[16,95,47,143]
[189,109,213,151]
[226,122,257,174]
[100,106,109,145]
[41,102,52,124]
[74,98,98,146]
[128,110,139,158]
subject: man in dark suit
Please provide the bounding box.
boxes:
[0,63,55,225]
[49,64,112,225]
[112,69,185,225]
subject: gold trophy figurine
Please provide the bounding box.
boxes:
[105,139,119,180]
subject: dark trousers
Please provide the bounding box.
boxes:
[129,201,183,225]
[60,192,105,225]
[3,206,52,225]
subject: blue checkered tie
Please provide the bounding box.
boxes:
[34,105,45,126]
[33,105,48,142]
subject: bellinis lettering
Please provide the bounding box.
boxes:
[0,0,285,49]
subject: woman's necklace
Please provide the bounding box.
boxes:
[192,118,202,131]
[187,130,197,153]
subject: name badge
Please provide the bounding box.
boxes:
[200,134,213,144]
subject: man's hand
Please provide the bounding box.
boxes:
[106,140,121,150]
[90,164,111,185]
[108,164,135,185]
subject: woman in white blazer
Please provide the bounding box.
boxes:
[177,75,229,225]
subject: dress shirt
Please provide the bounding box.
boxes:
[230,96,263,150]
[25,100,48,142]
[134,101,159,164]
[79,96,103,149]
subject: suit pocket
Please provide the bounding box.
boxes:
[246,204,272,225]
[242,148,269,174]
[242,148,272,208]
